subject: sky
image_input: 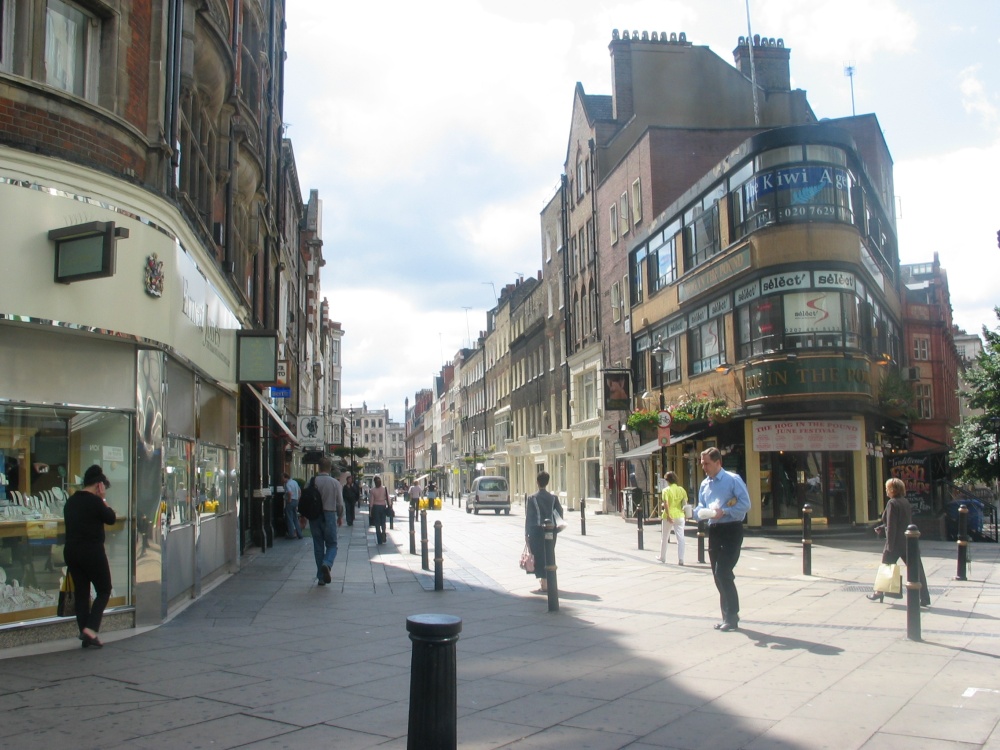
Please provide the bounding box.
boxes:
[283,0,1000,422]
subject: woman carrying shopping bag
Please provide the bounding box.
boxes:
[867,477,930,606]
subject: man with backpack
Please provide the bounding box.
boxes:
[305,458,345,586]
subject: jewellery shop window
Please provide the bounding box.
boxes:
[164,437,194,526]
[195,443,230,517]
[0,405,132,623]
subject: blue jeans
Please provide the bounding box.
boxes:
[284,500,301,538]
[309,511,338,579]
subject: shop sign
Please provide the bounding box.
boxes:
[783,292,843,335]
[813,270,856,292]
[887,455,933,516]
[752,419,862,452]
[735,279,760,305]
[678,246,751,302]
[761,270,810,296]
[297,415,324,449]
[743,356,873,402]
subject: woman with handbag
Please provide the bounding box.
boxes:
[657,472,688,566]
[524,471,563,592]
[867,477,930,606]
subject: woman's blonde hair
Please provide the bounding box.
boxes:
[885,477,905,498]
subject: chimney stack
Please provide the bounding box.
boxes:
[733,35,791,93]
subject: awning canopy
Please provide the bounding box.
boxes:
[246,385,298,444]
[415,473,430,482]
[618,430,704,460]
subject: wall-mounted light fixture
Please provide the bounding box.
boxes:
[876,352,893,366]
[49,221,128,284]
[715,362,733,375]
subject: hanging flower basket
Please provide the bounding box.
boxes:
[708,406,733,424]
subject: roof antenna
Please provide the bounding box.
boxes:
[844,63,856,116]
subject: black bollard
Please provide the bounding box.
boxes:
[802,503,813,576]
[434,520,443,591]
[543,519,559,612]
[637,500,645,550]
[905,524,923,641]
[409,505,417,555]
[955,504,969,581]
[697,519,707,564]
[580,497,586,536]
[406,614,462,750]
[420,510,429,571]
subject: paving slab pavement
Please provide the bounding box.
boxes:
[1,501,998,749]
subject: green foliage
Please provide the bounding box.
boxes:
[878,368,918,419]
[952,307,1000,484]
[626,409,659,431]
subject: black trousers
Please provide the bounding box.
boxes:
[65,545,112,634]
[345,501,356,526]
[882,550,931,606]
[708,522,744,625]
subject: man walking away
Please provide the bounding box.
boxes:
[342,473,360,527]
[283,473,302,540]
[310,458,345,586]
[695,447,751,632]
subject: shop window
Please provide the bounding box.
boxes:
[738,297,782,359]
[0,404,131,625]
[689,318,724,375]
[165,437,194,526]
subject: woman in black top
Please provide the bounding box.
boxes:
[64,465,116,648]
[867,477,930,606]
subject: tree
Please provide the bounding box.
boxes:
[951,307,1000,484]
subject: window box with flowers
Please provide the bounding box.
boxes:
[626,409,660,435]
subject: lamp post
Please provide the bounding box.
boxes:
[651,336,670,489]
[348,407,356,477]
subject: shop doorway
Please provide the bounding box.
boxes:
[761,451,853,524]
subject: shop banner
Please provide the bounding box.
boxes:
[753,420,863,452]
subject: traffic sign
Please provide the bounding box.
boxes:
[270,386,291,398]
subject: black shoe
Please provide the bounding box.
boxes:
[866,592,884,603]
[321,564,332,584]
[81,633,104,648]
[719,622,739,632]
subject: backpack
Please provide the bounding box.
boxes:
[298,477,323,521]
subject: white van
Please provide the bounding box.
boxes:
[467,476,510,515]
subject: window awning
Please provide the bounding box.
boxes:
[246,385,298,444]
[618,430,704,460]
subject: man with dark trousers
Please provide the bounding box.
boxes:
[695,447,751,632]
[341,473,360,527]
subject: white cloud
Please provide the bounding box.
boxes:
[753,0,917,64]
[895,139,1000,334]
[959,64,999,127]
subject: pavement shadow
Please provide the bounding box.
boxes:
[737,628,845,656]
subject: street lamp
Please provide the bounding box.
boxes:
[651,335,671,513]
[348,407,356,477]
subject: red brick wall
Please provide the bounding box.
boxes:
[0,98,145,178]
[125,0,152,131]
